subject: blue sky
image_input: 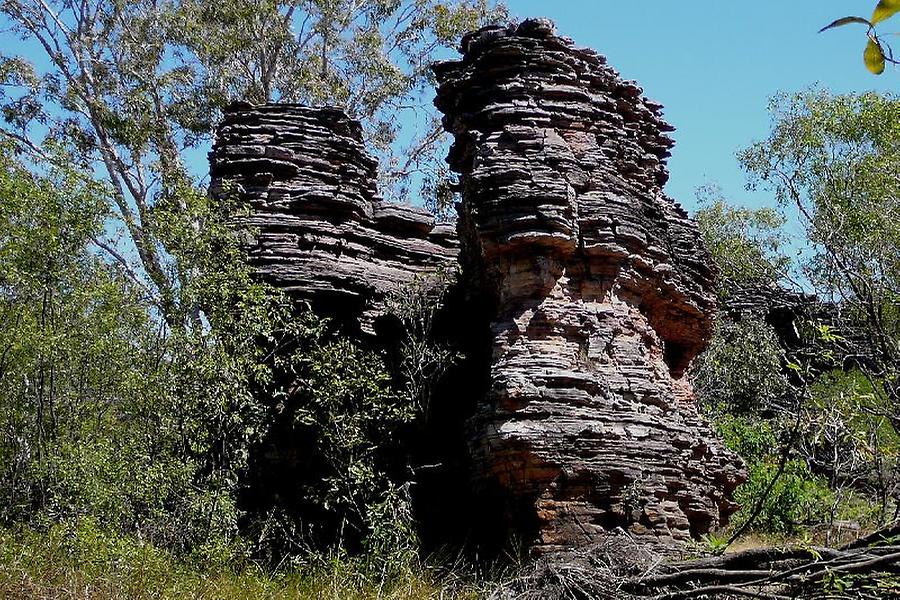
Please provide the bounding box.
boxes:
[4,1,895,217]
[503,1,897,213]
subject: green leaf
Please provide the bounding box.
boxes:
[865,37,887,74]
[872,0,900,24]
[819,16,872,33]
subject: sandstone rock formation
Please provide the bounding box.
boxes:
[208,19,745,557]
[209,103,458,335]
[433,19,745,553]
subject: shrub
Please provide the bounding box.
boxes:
[733,458,834,534]
[0,144,424,570]
[717,415,837,534]
[692,317,792,416]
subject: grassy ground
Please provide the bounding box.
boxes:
[3,521,885,599]
[0,524,485,600]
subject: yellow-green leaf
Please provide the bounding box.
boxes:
[865,37,886,74]
[872,0,900,24]
[819,16,872,33]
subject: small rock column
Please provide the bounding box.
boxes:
[209,103,459,334]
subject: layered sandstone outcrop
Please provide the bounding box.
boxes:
[208,19,745,557]
[433,19,745,553]
[209,103,458,334]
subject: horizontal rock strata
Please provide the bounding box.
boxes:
[434,19,745,553]
[208,18,745,558]
[209,103,458,333]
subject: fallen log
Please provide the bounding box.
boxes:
[490,523,900,600]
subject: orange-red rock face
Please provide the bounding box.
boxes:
[433,19,745,553]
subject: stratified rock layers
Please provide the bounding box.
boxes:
[434,20,744,552]
[208,20,744,556]
[209,103,458,334]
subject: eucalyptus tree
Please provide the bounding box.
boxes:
[0,0,505,560]
[695,186,792,300]
[741,90,900,434]
[0,0,504,329]
[0,143,228,551]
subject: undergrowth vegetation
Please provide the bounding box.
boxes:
[0,1,504,593]
[0,521,483,600]
[0,141,474,595]
[692,90,900,547]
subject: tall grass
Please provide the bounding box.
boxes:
[0,522,484,600]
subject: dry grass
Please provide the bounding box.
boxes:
[726,522,877,555]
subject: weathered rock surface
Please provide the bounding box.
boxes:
[209,103,458,334]
[433,19,745,553]
[723,284,816,351]
[208,19,746,558]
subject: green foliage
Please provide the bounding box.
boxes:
[873,0,900,25]
[0,142,273,556]
[821,570,900,597]
[0,0,506,282]
[742,90,900,300]
[291,338,419,565]
[717,416,833,535]
[0,521,477,600]
[697,318,896,534]
[692,317,792,416]
[803,369,900,516]
[704,364,896,537]
[734,460,833,535]
[716,415,779,464]
[695,185,790,298]
[809,370,897,446]
[865,37,888,74]
[0,0,501,570]
[741,90,900,436]
[0,136,425,570]
[820,17,873,32]
[692,312,846,535]
[687,66,900,551]
[699,532,730,555]
[182,0,507,203]
[385,269,459,415]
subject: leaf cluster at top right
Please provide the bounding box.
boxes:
[821,0,900,74]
